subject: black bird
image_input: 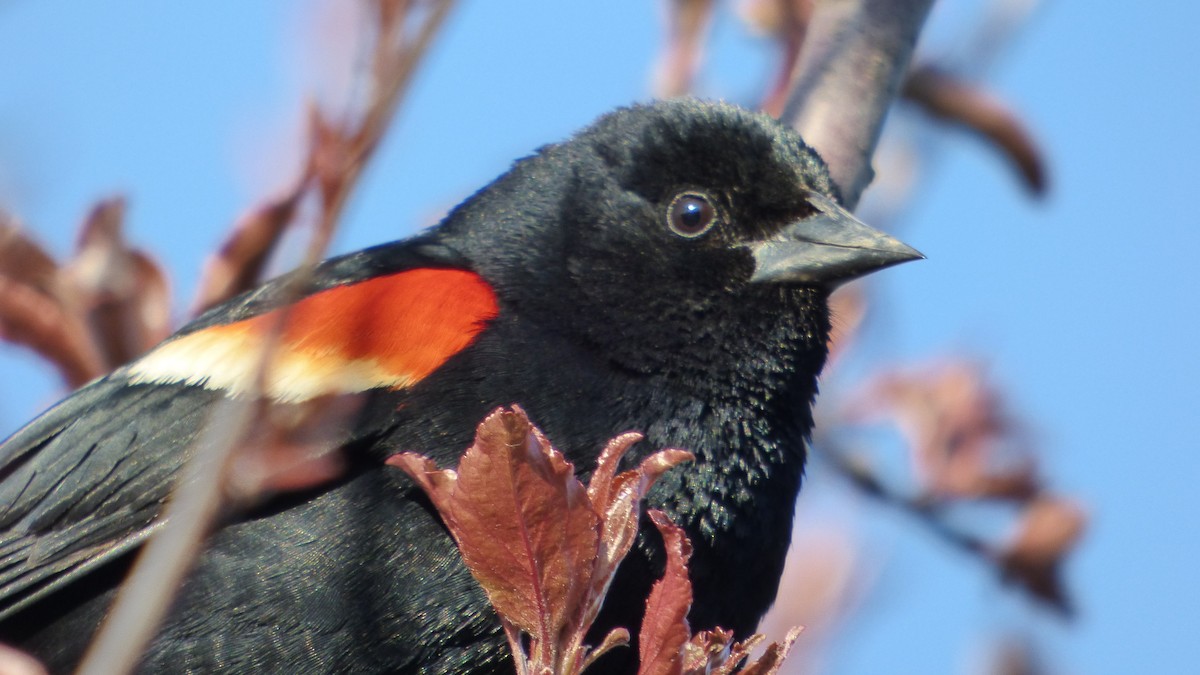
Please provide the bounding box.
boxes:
[0,99,920,673]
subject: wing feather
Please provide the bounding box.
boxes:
[0,240,497,621]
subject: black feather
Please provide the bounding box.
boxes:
[0,100,914,673]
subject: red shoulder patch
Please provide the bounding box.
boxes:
[128,269,499,401]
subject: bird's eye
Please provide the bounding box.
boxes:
[666,192,718,238]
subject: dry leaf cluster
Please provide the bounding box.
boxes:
[0,199,168,387]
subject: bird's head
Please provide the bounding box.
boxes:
[435,99,921,376]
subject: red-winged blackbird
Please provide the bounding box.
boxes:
[0,100,919,673]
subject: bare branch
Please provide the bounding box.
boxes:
[816,440,1083,615]
[79,3,461,671]
[76,397,258,675]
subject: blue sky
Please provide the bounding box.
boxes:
[0,2,1196,673]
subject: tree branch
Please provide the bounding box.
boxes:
[780,0,934,208]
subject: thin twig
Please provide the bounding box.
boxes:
[77,3,458,671]
[75,398,259,675]
[815,440,991,559]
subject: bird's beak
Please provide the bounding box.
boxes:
[747,192,924,286]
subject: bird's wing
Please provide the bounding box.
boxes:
[0,239,498,620]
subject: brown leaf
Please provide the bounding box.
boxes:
[0,216,108,386]
[389,407,601,645]
[0,216,59,295]
[903,65,1047,196]
[997,496,1086,614]
[191,191,303,315]
[67,197,173,366]
[0,277,106,387]
[848,360,1037,502]
[126,251,172,348]
[638,510,694,675]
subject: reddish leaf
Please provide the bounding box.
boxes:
[67,197,173,366]
[849,360,1037,502]
[734,627,801,675]
[393,409,692,674]
[638,510,694,675]
[586,432,644,509]
[567,438,691,672]
[578,628,631,673]
[390,407,600,645]
[0,277,105,387]
[578,442,693,636]
[0,217,59,295]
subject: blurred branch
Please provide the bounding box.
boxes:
[817,441,990,557]
[818,360,1084,615]
[817,438,1082,616]
[779,0,934,208]
[0,643,47,675]
[192,0,457,314]
[76,397,259,675]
